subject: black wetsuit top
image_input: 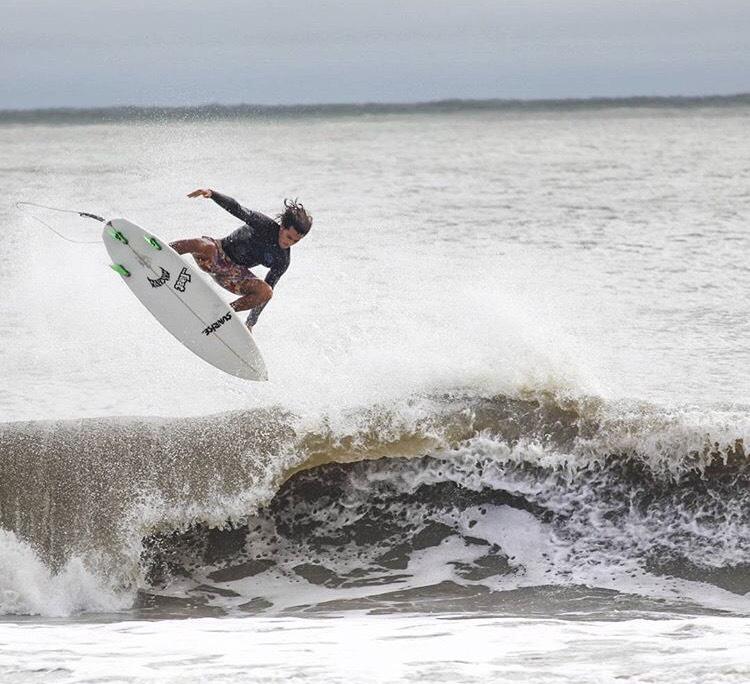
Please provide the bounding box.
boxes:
[211,191,290,326]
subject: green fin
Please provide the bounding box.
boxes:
[107,227,128,244]
[144,235,162,250]
[110,263,130,277]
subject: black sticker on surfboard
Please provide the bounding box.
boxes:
[147,267,170,288]
[202,312,232,336]
[174,267,192,292]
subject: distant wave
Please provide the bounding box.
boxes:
[2,94,750,124]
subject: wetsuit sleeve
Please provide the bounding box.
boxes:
[264,263,288,290]
[246,263,289,328]
[210,191,254,224]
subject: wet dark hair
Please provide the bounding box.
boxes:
[277,198,312,235]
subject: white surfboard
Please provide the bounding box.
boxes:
[102,218,268,381]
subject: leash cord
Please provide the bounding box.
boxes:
[15,201,105,244]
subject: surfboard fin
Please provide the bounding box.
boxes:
[110,264,131,277]
[106,227,128,245]
[144,235,162,250]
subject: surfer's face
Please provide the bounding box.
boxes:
[278,226,304,249]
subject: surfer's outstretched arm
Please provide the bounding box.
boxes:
[188,188,255,225]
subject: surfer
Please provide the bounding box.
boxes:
[171,189,312,332]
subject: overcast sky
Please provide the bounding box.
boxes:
[2,0,750,109]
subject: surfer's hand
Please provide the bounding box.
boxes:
[188,189,213,198]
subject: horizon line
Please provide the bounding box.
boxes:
[2,92,750,120]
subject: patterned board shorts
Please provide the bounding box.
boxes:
[192,237,258,295]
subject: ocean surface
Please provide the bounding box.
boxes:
[2,97,750,681]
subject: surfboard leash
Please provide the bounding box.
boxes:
[15,200,105,244]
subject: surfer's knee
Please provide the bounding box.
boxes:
[239,280,272,303]
[259,282,273,303]
[170,238,192,255]
[170,237,213,258]
[197,238,218,260]
[247,280,272,304]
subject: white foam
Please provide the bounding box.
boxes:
[2,614,749,683]
[0,530,129,617]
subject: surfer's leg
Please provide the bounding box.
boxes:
[170,237,217,261]
[177,237,270,320]
[228,280,272,312]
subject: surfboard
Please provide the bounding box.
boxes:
[102,218,268,381]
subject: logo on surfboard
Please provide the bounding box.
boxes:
[202,312,232,336]
[147,267,170,288]
[174,267,192,292]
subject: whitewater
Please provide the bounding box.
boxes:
[1,99,750,681]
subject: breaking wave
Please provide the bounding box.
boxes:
[2,388,750,617]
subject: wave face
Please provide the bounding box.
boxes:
[2,389,750,617]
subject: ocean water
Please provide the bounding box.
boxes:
[2,100,750,681]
